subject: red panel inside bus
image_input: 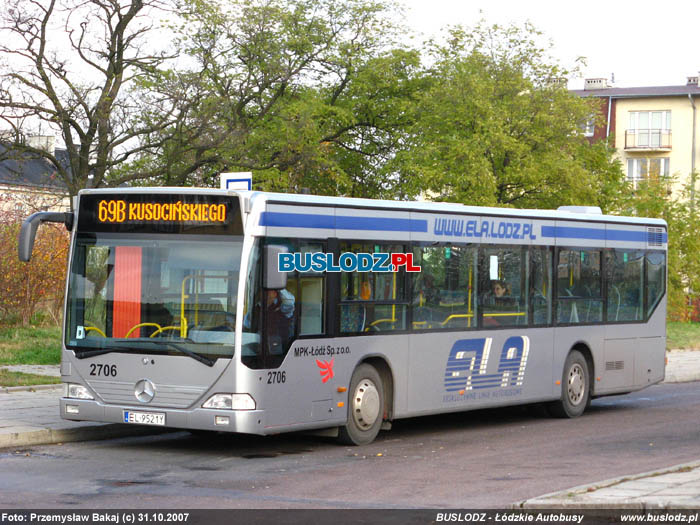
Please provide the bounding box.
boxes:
[113,246,142,338]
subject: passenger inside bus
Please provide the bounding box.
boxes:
[482,279,509,304]
[481,279,518,326]
[264,289,295,356]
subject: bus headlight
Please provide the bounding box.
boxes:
[202,393,256,411]
[63,383,94,400]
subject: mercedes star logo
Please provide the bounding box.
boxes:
[134,379,156,403]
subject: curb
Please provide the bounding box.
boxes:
[0,384,62,394]
[0,423,172,450]
[517,460,700,509]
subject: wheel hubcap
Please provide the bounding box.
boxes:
[351,378,380,430]
[568,364,585,406]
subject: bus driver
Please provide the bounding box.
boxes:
[264,289,295,356]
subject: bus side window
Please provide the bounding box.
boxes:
[478,246,528,328]
[299,276,324,334]
[556,249,602,324]
[339,242,407,333]
[242,241,263,369]
[531,247,552,325]
[646,252,666,319]
[411,243,477,331]
[607,250,644,322]
[264,240,325,368]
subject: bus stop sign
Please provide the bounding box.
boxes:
[220,172,252,191]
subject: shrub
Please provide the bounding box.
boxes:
[0,195,70,325]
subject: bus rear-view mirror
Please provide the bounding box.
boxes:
[18,211,74,262]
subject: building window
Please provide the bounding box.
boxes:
[627,158,669,187]
[583,118,595,137]
[628,111,671,148]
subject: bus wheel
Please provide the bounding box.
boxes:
[338,364,384,446]
[548,350,590,418]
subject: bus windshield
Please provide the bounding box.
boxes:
[65,233,242,361]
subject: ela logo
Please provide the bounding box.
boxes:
[316,359,335,383]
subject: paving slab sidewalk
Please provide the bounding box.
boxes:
[519,460,700,509]
[0,386,168,449]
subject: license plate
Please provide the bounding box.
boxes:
[123,410,165,426]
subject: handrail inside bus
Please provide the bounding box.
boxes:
[125,322,164,339]
[366,318,397,330]
[84,325,106,338]
[483,312,526,317]
[440,313,474,326]
[412,310,526,330]
[149,326,180,338]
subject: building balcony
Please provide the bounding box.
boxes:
[625,129,672,151]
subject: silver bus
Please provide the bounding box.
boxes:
[19,188,667,445]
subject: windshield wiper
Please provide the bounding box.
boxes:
[73,341,215,367]
[152,341,215,367]
[73,346,143,359]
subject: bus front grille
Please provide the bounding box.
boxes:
[87,380,208,409]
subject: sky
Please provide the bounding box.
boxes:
[398,0,698,89]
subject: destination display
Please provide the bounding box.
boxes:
[77,193,243,235]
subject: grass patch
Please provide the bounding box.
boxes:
[0,325,61,365]
[667,322,700,350]
[0,369,61,387]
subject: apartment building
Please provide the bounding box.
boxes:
[572,77,700,195]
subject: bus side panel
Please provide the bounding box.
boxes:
[639,293,667,387]
[601,334,636,391]
[552,327,604,397]
[403,328,554,418]
[635,337,665,387]
[238,335,409,431]
[599,273,666,395]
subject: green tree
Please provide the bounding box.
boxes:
[126,0,422,197]
[393,23,624,208]
[614,177,700,321]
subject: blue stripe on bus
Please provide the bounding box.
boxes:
[541,226,667,243]
[259,212,666,242]
[260,212,428,233]
[541,226,605,240]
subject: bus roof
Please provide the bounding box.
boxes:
[77,187,668,228]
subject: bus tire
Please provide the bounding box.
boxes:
[548,350,590,418]
[338,364,384,446]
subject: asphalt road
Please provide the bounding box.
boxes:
[1,382,699,509]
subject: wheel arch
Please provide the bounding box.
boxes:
[570,341,595,396]
[359,356,394,421]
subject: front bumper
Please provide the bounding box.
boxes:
[59,397,266,435]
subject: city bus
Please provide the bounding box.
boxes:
[19,188,667,445]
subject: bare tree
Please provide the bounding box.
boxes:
[0,0,180,197]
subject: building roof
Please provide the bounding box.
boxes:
[571,84,700,99]
[0,144,69,191]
